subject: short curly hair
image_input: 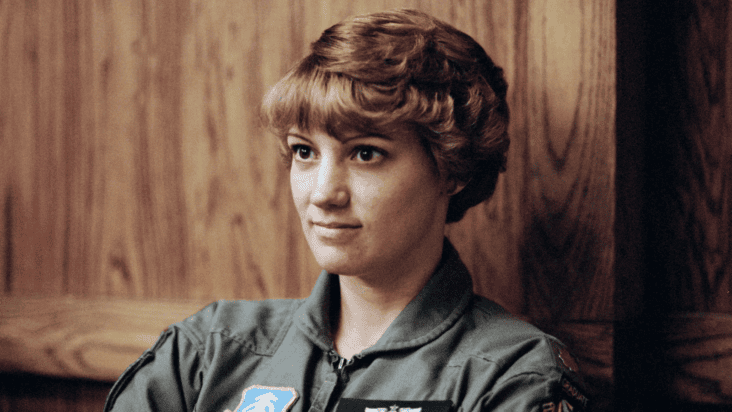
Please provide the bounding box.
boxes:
[261,9,509,223]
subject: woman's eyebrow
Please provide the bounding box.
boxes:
[340,133,393,143]
[286,132,313,143]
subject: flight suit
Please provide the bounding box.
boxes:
[104,240,588,412]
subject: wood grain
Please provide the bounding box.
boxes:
[655,1,732,404]
[656,0,732,314]
[520,0,616,322]
[443,0,617,325]
[614,1,732,407]
[0,0,616,410]
[1,0,69,296]
[663,313,732,404]
[0,296,208,381]
[0,0,616,315]
[0,0,323,301]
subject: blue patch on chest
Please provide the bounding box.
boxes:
[234,385,299,412]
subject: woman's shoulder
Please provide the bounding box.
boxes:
[465,294,544,337]
[457,295,581,378]
[170,298,305,354]
[450,294,589,408]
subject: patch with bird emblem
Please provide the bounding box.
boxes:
[231,385,298,412]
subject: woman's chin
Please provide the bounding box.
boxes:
[309,243,366,275]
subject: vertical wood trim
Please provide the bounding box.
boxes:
[614,0,651,408]
[520,0,616,322]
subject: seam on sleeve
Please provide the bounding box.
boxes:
[206,300,299,356]
[474,370,555,412]
[103,328,174,411]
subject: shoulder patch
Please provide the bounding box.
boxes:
[232,385,298,412]
[542,399,576,411]
[549,340,580,373]
[560,378,589,409]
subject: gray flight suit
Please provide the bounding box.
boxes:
[104,240,588,412]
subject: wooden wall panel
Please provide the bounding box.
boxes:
[179,0,315,301]
[657,0,732,314]
[0,0,616,410]
[0,0,325,301]
[448,0,616,324]
[520,0,616,322]
[0,296,206,381]
[0,0,616,313]
[1,0,69,296]
[636,0,732,407]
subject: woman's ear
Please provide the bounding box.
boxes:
[446,178,467,196]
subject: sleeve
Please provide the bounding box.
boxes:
[476,371,589,412]
[103,326,205,412]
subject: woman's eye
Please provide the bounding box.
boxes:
[353,146,385,162]
[291,145,314,160]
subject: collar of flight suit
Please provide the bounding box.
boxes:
[293,238,474,357]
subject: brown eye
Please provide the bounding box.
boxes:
[353,146,385,162]
[292,145,313,160]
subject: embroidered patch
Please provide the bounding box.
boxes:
[549,341,580,373]
[233,385,298,412]
[337,399,452,412]
[561,378,588,408]
[542,399,575,412]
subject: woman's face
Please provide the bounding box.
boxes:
[287,126,452,280]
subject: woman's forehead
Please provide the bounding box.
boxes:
[287,123,415,142]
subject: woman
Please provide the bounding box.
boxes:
[105,9,588,412]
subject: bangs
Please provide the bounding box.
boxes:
[261,56,408,143]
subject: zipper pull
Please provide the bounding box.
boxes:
[338,357,346,370]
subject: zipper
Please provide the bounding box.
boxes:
[325,354,347,412]
[328,353,359,412]
[333,352,356,376]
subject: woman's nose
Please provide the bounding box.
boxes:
[310,160,350,208]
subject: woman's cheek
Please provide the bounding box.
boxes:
[290,168,311,208]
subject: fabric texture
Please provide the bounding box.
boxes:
[104,239,588,412]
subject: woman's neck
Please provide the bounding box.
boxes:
[333,238,444,359]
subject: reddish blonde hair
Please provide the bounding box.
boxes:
[261,9,509,223]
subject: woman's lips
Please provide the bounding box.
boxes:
[313,221,362,229]
[311,221,362,242]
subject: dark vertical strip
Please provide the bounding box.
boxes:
[646,0,692,316]
[643,0,688,408]
[614,0,654,409]
[643,0,686,319]
[646,0,732,407]
[614,0,717,409]
[663,0,732,314]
